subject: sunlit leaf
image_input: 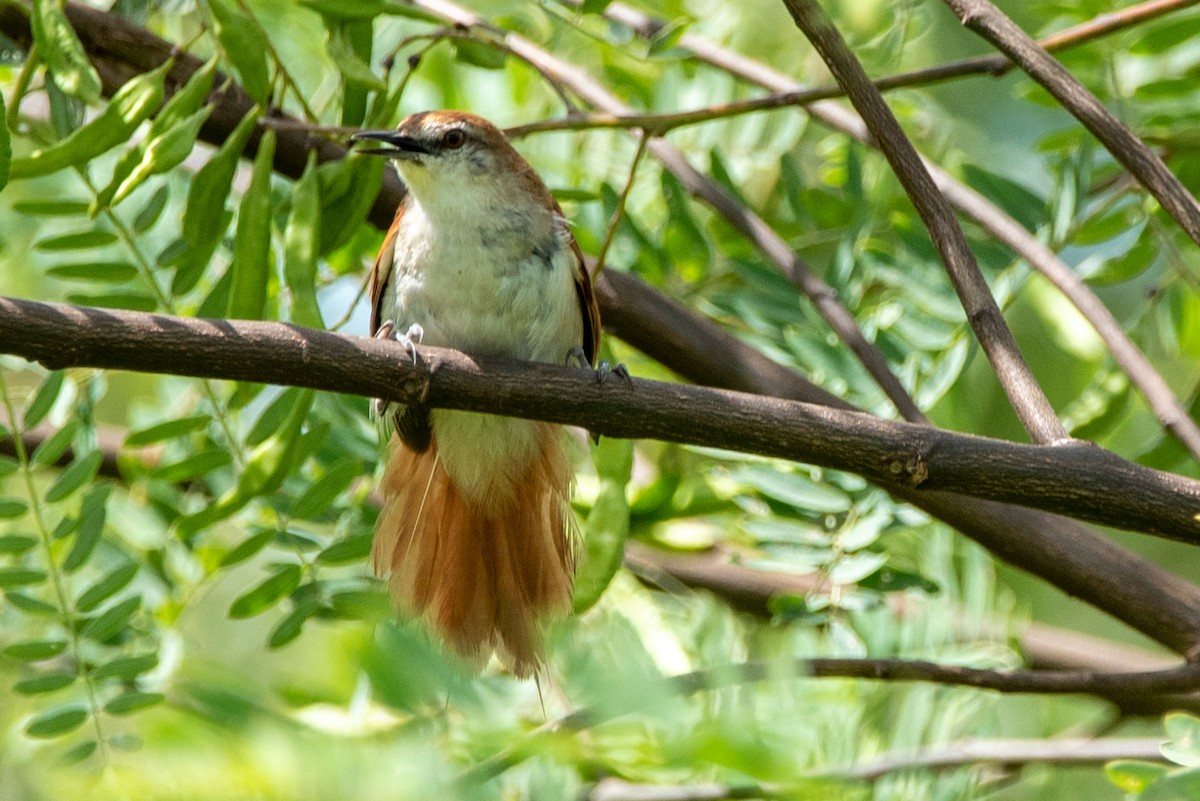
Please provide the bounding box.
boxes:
[25,706,88,739]
[31,0,102,102]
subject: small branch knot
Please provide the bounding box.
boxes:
[882,450,929,487]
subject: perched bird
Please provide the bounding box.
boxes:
[354,111,600,675]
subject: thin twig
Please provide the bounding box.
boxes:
[518,0,1199,138]
[783,0,1068,445]
[942,0,1200,248]
[593,133,650,278]
[460,659,1200,784]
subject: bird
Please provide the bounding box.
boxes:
[353,110,601,676]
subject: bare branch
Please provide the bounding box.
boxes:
[781,0,1067,445]
[942,0,1200,248]
[587,737,1168,796]
[463,659,1200,783]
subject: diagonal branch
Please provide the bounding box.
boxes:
[600,1,1200,463]
[942,0,1200,248]
[781,0,1067,445]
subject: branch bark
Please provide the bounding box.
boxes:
[781,0,1067,445]
[3,296,1200,544]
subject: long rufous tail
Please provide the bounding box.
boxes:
[371,422,576,675]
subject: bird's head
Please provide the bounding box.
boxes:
[353,110,536,203]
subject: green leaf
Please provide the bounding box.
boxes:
[63,485,109,573]
[59,739,97,764]
[0,534,38,554]
[268,597,319,648]
[315,533,373,565]
[6,592,59,616]
[315,155,384,255]
[227,129,275,320]
[1163,713,1200,767]
[326,22,386,90]
[174,107,260,295]
[13,200,89,216]
[80,595,141,641]
[104,691,164,716]
[209,0,270,104]
[124,414,210,446]
[730,466,851,514]
[91,653,158,680]
[47,261,140,283]
[284,153,325,328]
[300,0,388,18]
[228,564,302,619]
[31,0,102,103]
[9,59,169,179]
[0,568,48,588]
[108,105,213,207]
[75,563,138,613]
[581,0,616,13]
[45,450,103,503]
[452,39,507,70]
[573,437,633,614]
[291,460,360,520]
[0,499,29,519]
[66,292,157,312]
[13,673,76,695]
[150,450,232,484]
[34,230,119,251]
[219,529,275,569]
[23,370,65,429]
[3,640,68,661]
[26,705,89,739]
[31,419,79,465]
[133,185,170,233]
[232,390,314,503]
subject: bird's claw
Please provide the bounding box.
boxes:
[374,321,425,417]
[593,360,632,388]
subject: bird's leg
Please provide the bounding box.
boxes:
[566,345,631,387]
[373,320,426,416]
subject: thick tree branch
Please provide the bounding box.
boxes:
[781,0,1067,445]
[942,0,1200,248]
[3,296,1200,546]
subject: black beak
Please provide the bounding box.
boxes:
[351,131,431,159]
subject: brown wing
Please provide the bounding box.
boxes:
[571,236,601,367]
[369,202,405,336]
[550,196,601,367]
[370,199,432,453]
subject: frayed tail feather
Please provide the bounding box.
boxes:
[371,423,576,676]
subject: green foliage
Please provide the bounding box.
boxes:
[0,0,1196,798]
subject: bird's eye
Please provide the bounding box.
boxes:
[442,129,466,149]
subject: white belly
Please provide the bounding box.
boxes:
[379,199,583,503]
